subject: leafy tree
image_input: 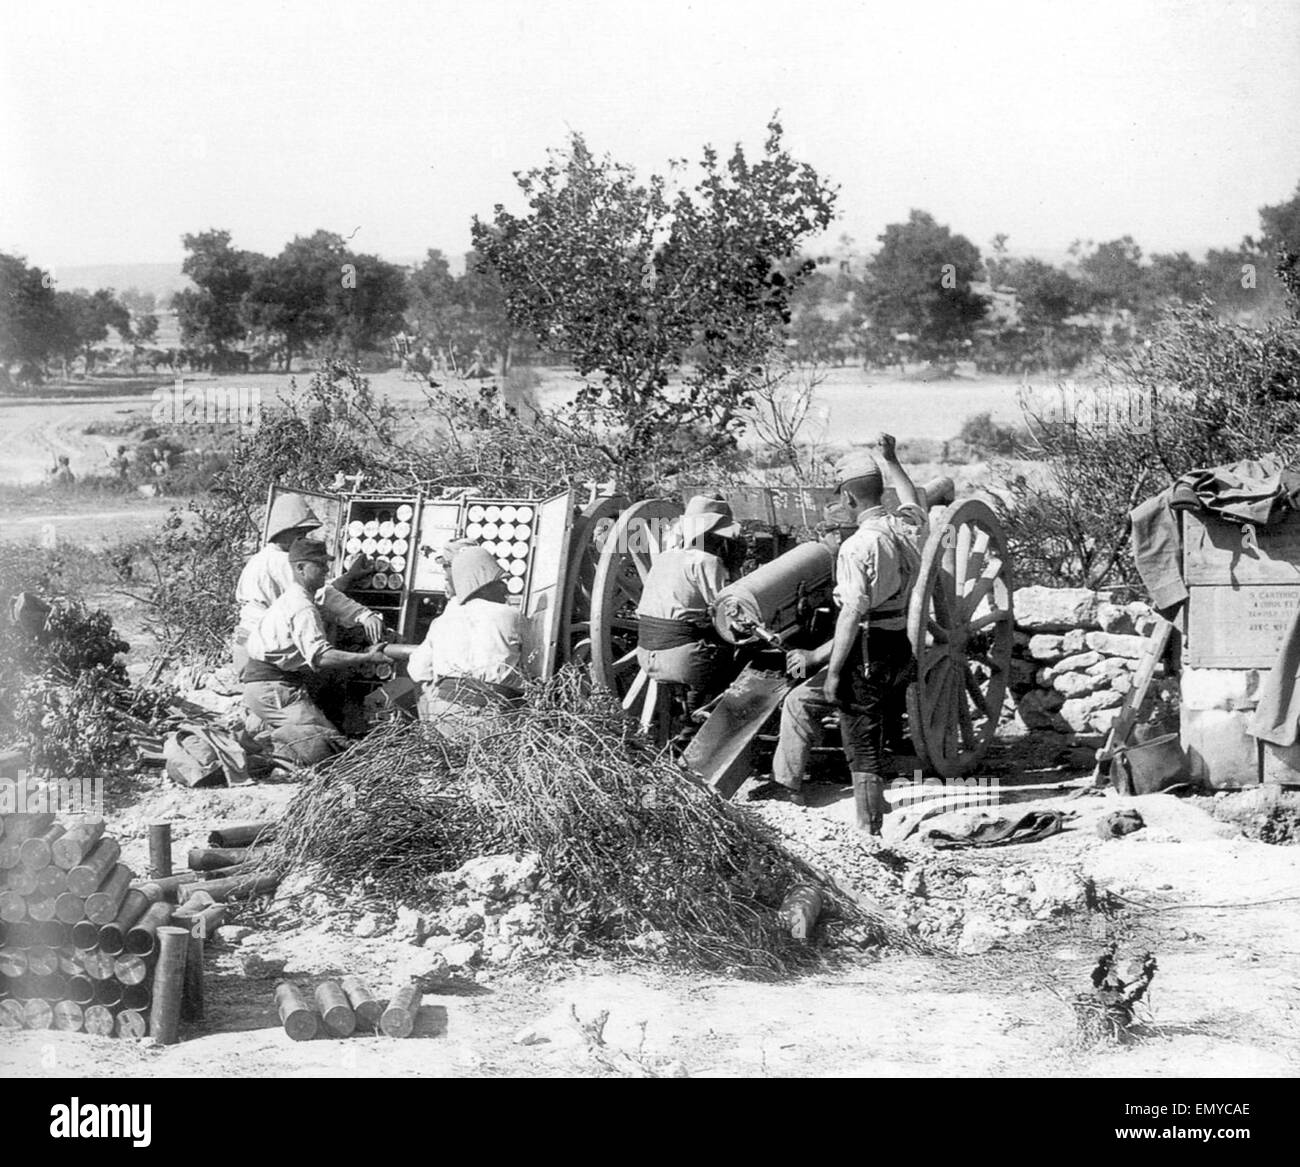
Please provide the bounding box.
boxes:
[1077,235,1146,312]
[472,118,837,493]
[861,210,987,358]
[1013,258,1090,325]
[1145,251,1205,317]
[133,313,159,345]
[326,251,409,359]
[53,288,131,372]
[243,231,343,371]
[118,287,156,315]
[0,252,66,385]
[176,230,258,354]
[1254,181,1300,259]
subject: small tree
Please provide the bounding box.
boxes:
[472,118,836,494]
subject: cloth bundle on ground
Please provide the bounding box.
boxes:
[1096,809,1145,839]
[164,722,255,787]
[920,808,1064,849]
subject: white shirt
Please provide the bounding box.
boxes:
[245,584,332,673]
[833,504,927,630]
[408,598,523,688]
[235,544,369,634]
[635,548,728,622]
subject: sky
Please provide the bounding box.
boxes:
[3,0,1299,271]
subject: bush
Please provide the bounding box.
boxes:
[995,255,1300,588]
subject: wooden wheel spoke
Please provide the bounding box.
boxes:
[621,669,649,712]
[927,618,950,643]
[967,608,1011,633]
[964,665,989,717]
[956,682,975,748]
[953,523,974,593]
[960,556,1003,619]
[638,679,660,730]
[922,647,953,678]
[612,648,640,676]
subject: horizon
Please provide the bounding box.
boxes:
[3,0,1298,274]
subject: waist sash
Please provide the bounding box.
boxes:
[242,658,308,686]
[637,614,714,651]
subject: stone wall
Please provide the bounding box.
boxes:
[1002,586,1178,750]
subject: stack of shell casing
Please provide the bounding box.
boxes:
[0,811,174,1038]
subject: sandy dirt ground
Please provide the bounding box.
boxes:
[1,776,1296,1079]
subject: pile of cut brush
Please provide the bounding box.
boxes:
[269,671,912,978]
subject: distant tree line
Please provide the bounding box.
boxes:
[783,181,1300,374]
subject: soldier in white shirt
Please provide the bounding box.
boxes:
[232,493,384,673]
[244,538,391,766]
[634,496,741,711]
[406,546,524,728]
[764,437,925,831]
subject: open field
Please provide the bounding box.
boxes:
[0,364,1035,487]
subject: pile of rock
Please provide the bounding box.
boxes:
[1005,586,1176,747]
[417,853,548,970]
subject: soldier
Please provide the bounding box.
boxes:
[764,436,925,832]
[232,493,383,674]
[243,538,390,766]
[635,495,742,711]
[406,546,524,729]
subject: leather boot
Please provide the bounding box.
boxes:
[851,771,886,835]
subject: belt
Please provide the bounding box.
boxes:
[637,614,715,651]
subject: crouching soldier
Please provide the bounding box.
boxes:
[233,493,384,675]
[406,546,525,729]
[243,537,390,766]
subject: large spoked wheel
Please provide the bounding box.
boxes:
[588,498,684,743]
[906,497,1014,779]
[559,494,629,668]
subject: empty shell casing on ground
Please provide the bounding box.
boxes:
[0,947,27,976]
[33,920,67,947]
[93,978,122,1007]
[314,980,355,1037]
[206,822,279,849]
[126,901,173,956]
[36,865,68,896]
[0,814,54,865]
[6,867,38,896]
[274,981,318,1041]
[83,1004,115,1035]
[135,870,205,903]
[120,982,150,1010]
[78,948,116,980]
[53,1000,84,1032]
[67,975,95,1005]
[67,837,121,897]
[57,947,81,975]
[0,999,23,1028]
[53,892,86,924]
[380,985,422,1038]
[85,863,135,924]
[71,919,100,949]
[99,887,158,954]
[26,946,57,976]
[181,932,203,1021]
[28,895,59,922]
[113,954,150,985]
[0,892,25,922]
[19,823,66,871]
[116,1009,148,1038]
[187,846,263,872]
[189,902,227,938]
[340,975,383,1028]
[22,998,53,1029]
[148,823,172,878]
[149,926,188,1044]
[52,819,106,869]
[181,871,280,901]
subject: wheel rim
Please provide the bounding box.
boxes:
[588,498,684,741]
[907,497,1014,779]
[559,494,628,667]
